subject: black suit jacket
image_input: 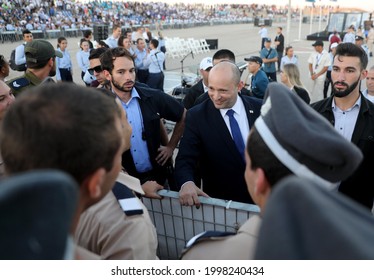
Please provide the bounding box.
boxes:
[311,94,374,210]
[175,95,262,203]
[183,79,205,109]
[122,85,185,184]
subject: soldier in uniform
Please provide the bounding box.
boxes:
[7,39,62,96]
[1,83,158,260]
[181,83,363,259]
[354,35,370,58]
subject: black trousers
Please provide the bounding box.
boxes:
[59,68,73,82]
[323,70,332,98]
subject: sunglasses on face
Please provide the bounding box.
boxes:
[88,65,103,75]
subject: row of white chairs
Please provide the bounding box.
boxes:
[165,37,210,59]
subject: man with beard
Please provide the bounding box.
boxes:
[7,40,62,97]
[311,43,374,210]
[100,47,186,197]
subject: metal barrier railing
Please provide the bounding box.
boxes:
[142,190,260,260]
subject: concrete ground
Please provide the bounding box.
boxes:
[3,21,373,94]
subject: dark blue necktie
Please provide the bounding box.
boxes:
[227,109,245,160]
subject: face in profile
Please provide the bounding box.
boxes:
[0,81,15,121]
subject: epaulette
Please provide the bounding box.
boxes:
[185,231,236,249]
[8,78,30,91]
[112,181,144,216]
[180,231,236,259]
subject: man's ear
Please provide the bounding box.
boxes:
[238,80,245,92]
[361,69,368,81]
[103,69,112,82]
[84,168,106,199]
[253,168,271,197]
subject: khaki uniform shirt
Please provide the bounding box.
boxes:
[181,215,261,260]
[7,70,42,96]
[75,180,158,260]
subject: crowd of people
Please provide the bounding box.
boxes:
[1,1,374,262]
[0,0,294,32]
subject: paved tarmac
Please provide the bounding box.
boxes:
[2,21,373,94]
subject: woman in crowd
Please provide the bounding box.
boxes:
[280,63,310,104]
[76,39,90,86]
[280,46,298,71]
[0,55,9,82]
[56,37,73,82]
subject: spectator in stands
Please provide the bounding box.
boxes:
[0,55,10,81]
[15,29,33,67]
[181,82,362,260]
[105,25,121,48]
[56,36,73,82]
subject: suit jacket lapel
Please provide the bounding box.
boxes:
[351,97,369,144]
[241,96,257,129]
[206,100,243,160]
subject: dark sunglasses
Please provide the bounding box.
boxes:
[88,65,103,75]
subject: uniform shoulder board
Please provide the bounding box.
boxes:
[8,78,30,90]
[112,181,143,216]
[185,231,236,249]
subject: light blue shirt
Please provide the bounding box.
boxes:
[280,55,298,71]
[15,43,26,65]
[56,48,72,81]
[118,89,153,173]
[134,48,147,70]
[76,50,90,73]
[362,89,374,103]
[332,96,361,141]
[105,35,118,49]
[260,47,277,73]
[143,49,165,73]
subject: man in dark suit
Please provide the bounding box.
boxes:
[311,43,374,210]
[175,61,262,206]
[182,57,212,109]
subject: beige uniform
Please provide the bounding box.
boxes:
[75,175,158,260]
[181,215,261,260]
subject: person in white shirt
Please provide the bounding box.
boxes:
[258,24,268,50]
[143,39,165,91]
[105,25,121,49]
[363,65,374,103]
[56,36,73,82]
[280,46,298,71]
[15,29,33,67]
[354,35,370,58]
[308,40,331,103]
[76,39,90,86]
[343,25,356,43]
